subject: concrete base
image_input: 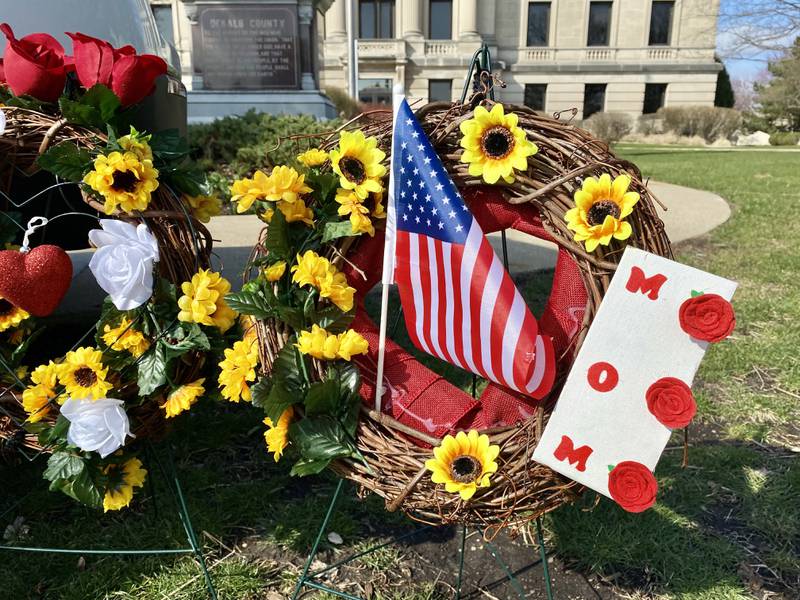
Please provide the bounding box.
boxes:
[187,90,337,123]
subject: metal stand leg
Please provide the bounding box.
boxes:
[455,525,467,599]
[536,517,555,600]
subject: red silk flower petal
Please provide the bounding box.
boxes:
[0,23,67,102]
[66,32,115,88]
[110,53,167,106]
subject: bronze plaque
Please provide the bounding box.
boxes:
[195,4,299,90]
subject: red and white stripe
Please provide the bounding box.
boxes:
[394,221,555,399]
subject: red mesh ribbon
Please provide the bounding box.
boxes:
[342,186,588,442]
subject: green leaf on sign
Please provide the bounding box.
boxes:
[37,142,93,181]
[690,290,704,297]
[264,209,290,259]
[322,220,356,243]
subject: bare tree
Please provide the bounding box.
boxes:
[718,0,800,59]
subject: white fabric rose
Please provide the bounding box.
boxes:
[88,220,159,310]
[0,109,6,136]
[61,397,132,458]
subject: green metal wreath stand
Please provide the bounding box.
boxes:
[294,46,555,599]
[0,437,218,600]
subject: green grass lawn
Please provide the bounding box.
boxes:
[1,147,798,599]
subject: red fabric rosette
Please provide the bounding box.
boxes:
[0,23,68,102]
[607,461,658,513]
[646,376,696,429]
[678,293,735,343]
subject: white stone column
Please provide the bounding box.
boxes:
[325,0,347,40]
[458,0,480,40]
[402,0,423,39]
[477,0,496,43]
[178,0,204,90]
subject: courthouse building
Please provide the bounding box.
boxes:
[153,0,721,120]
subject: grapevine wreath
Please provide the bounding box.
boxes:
[227,95,673,531]
[0,26,230,511]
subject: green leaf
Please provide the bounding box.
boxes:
[48,467,103,508]
[306,171,339,204]
[250,377,272,410]
[272,342,305,395]
[35,415,70,447]
[60,97,102,128]
[264,209,290,259]
[276,304,305,331]
[288,415,357,464]
[82,85,121,123]
[43,451,86,482]
[161,322,210,359]
[137,344,169,396]
[322,220,356,243]
[290,457,331,477]
[226,289,275,320]
[304,379,340,416]
[690,289,704,297]
[149,128,190,161]
[310,304,355,334]
[262,381,296,424]
[37,142,93,181]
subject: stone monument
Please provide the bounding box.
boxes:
[181,0,334,121]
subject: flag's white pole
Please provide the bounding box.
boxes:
[374,84,404,413]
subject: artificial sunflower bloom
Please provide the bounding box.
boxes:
[218,339,258,402]
[118,132,153,161]
[329,130,386,200]
[103,457,147,512]
[262,165,313,203]
[230,170,269,213]
[0,295,30,333]
[335,189,375,236]
[177,269,237,332]
[297,148,328,168]
[161,378,205,418]
[296,325,368,361]
[264,261,287,282]
[424,430,500,501]
[459,103,537,185]
[22,362,59,423]
[263,406,294,462]
[275,197,314,226]
[83,151,160,215]
[57,347,113,400]
[565,173,640,252]
[102,317,150,358]
[318,269,356,313]
[184,193,222,223]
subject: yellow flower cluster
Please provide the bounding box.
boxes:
[184,194,222,223]
[57,347,113,400]
[0,296,30,333]
[297,148,328,167]
[161,378,205,418]
[335,188,386,236]
[230,166,314,223]
[118,132,153,161]
[178,269,237,332]
[84,145,160,215]
[102,317,150,358]
[264,261,287,282]
[218,339,259,402]
[103,457,147,512]
[22,362,59,423]
[263,406,294,462]
[291,251,356,312]
[330,130,386,200]
[296,325,368,361]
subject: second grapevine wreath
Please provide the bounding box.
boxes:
[227,99,672,530]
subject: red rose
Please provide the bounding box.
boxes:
[66,32,166,106]
[607,461,658,513]
[0,23,68,102]
[0,58,5,83]
[678,293,735,343]
[646,377,696,429]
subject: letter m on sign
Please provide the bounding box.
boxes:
[626,266,667,300]
[553,435,593,472]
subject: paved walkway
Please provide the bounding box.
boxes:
[59,180,730,315]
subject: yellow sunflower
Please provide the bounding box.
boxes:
[83,151,160,215]
[263,406,294,462]
[459,103,537,184]
[330,130,386,200]
[297,148,328,167]
[102,317,150,358]
[161,378,205,418]
[334,188,383,237]
[295,325,368,361]
[424,430,500,501]
[218,339,258,402]
[0,296,29,332]
[118,132,153,161]
[57,347,113,400]
[565,173,640,252]
[22,362,59,423]
[177,269,237,332]
[290,251,356,312]
[103,457,147,512]
[264,261,287,282]
[184,194,221,223]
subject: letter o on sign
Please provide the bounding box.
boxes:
[587,361,619,393]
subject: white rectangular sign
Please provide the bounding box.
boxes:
[532,247,737,509]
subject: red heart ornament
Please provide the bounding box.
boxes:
[0,245,73,316]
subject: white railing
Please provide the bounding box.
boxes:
[516,46,713,63]
[424,40,458,56]
[524,48,553,61]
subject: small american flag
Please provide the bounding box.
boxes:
[386,99,555,399]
